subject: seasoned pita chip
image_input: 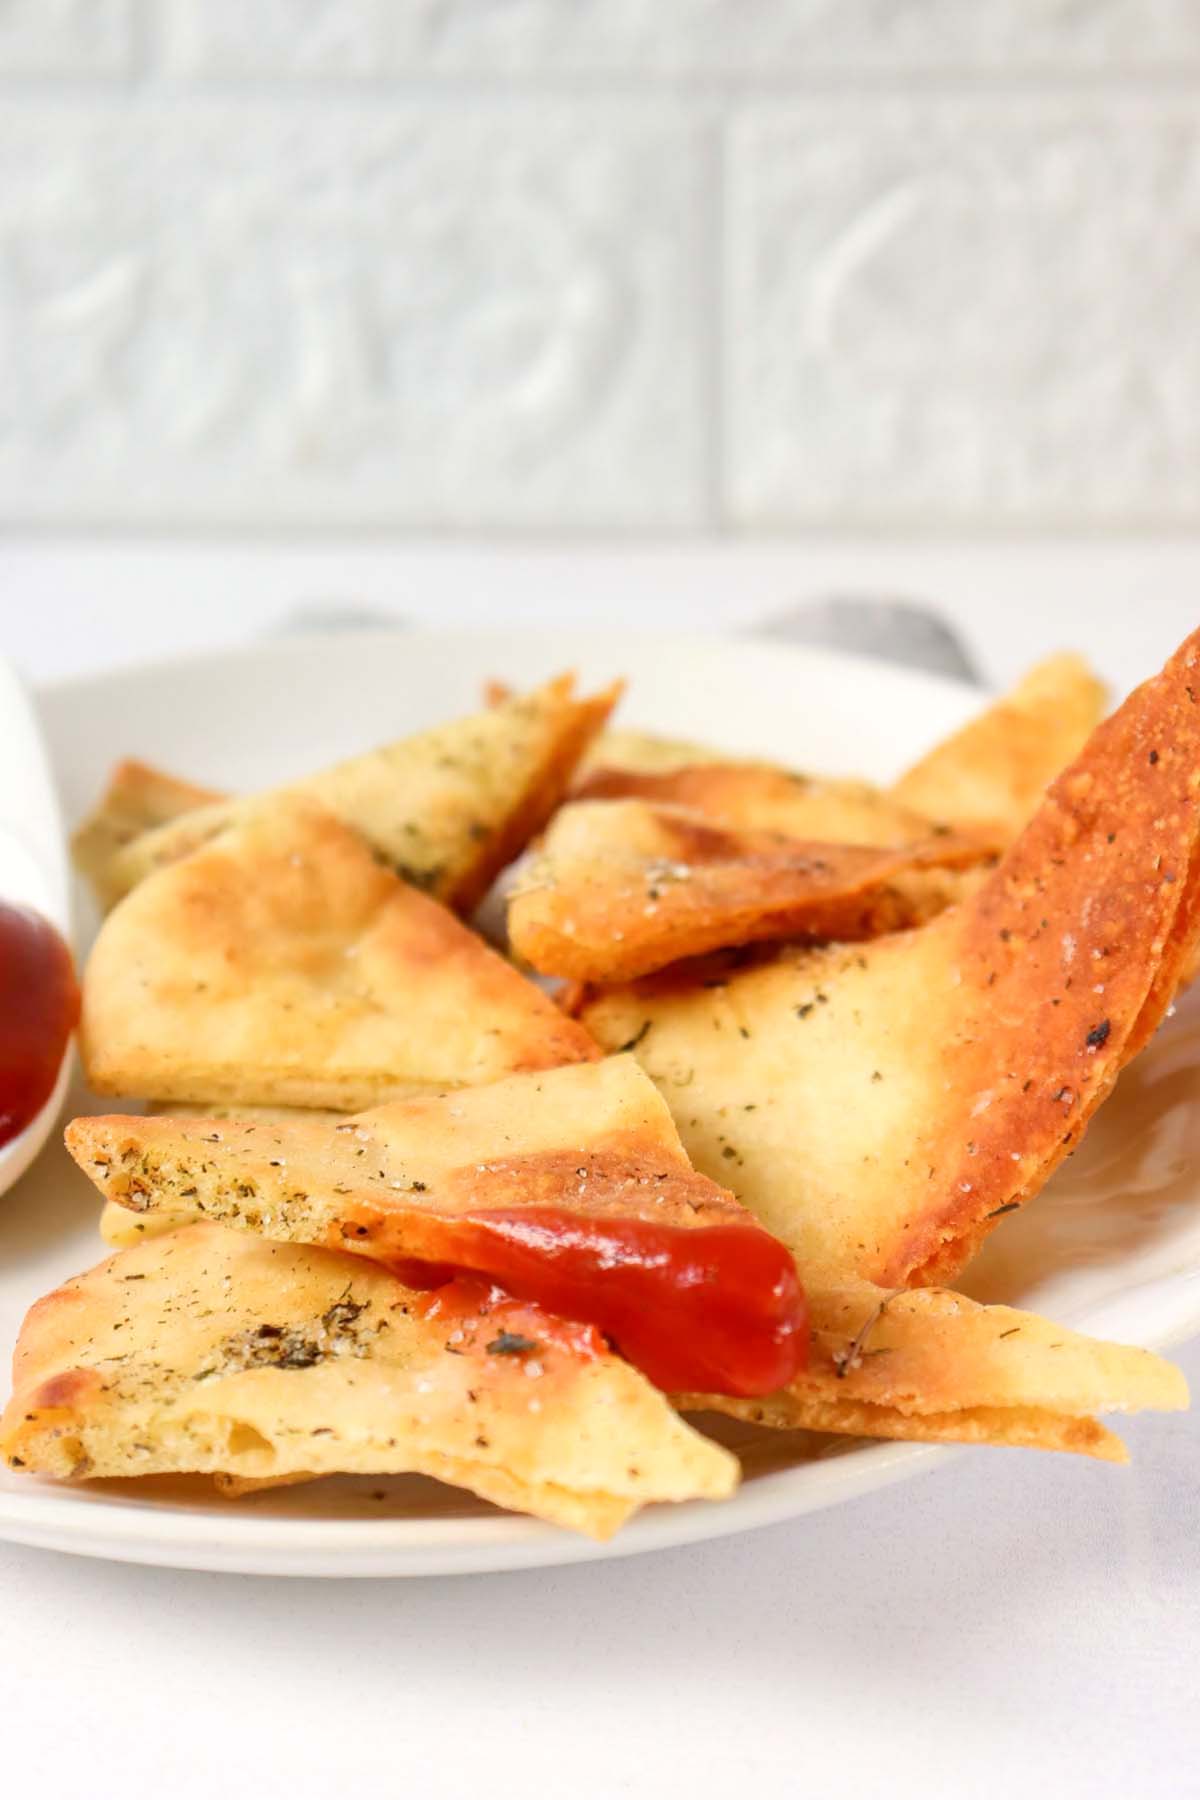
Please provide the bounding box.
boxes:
[100,675,618,915]
[509,798,995,982]
[579,728,732,779]
[575,755,952,849]
[68,1057,807,1396]
[98,1198,185,1248]
[683,1282,1186,1462]
[72,759,225,912]
[583,628,1200,1289]
[0,1224,736,1538]
[575,732,999,945]
[81,798,599,1110]
[96,1102,359,1248]
[892,653,1107,839]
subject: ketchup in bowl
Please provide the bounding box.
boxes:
[0,901,78,1147]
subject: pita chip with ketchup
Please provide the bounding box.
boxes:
[67,1057,808,1400]
[0,1224,737,1538]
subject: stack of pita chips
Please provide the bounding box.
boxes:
[8,677,752,1536]
[573,641,1199,1450]
[2,646,1194,1537]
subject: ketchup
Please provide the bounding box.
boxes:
[414,1277,610,1364]
[391,1206,808,1397]
[0,902,78,1148]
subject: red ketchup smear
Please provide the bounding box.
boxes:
[0,902,78,1149]
[414,1277,610,1363]
[392,1208,808,1397]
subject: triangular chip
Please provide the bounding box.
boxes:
[683,1282,1186,1462]
[892,653,1108,838]
[579,728,731,779]
[67,1057,806,1397]
[509,798,995,982]
[72,759,226,912]
[582,628,1200,1289]
[81,798,600,1110]
[575,752,950,848]
[99,675,619,915]
[96,1101,357,1249]
[0,1224,737,1538]
[582,661,1104,854]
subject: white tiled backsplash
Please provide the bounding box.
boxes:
[5,2,1200,531]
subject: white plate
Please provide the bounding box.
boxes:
[2,628,1198,1578]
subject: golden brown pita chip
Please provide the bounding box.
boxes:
[509,798,995,982]
[100,675,618,915]
[892,654,1107,839]
[0,1224,736,1537]
[584,662,1104,857]
[575,755,949,849]
[583,628,1200,1289]
[574,731,996,931]
[67,1057,807,1397]
[81,798,599,1110]
[683,1282,1187,1462]
[72,759,226,912]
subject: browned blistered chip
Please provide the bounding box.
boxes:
[0,1224,736,1538]
[82,797,599,1111]
[509,797,995,982]
[91,674,619,916]
[583,628,1200,1290]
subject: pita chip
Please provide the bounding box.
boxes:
[96,1101,358,1248]
[98,1198,188,1249]
[582,627,1200,1290]
[99,674,618,915]
[509,798,995,982]
[72,759,225,912]
[683,1282,1186,1462]
[0,1224,737,1538]
[575,752,952,850]
[68,1057,807,1397]
[81,798,599,1110]
[579,728,732,779]
[583,660,1105,857]
[892,653,1108,840]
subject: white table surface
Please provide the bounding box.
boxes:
[3,547,1200,1800]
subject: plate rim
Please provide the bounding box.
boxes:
[32,622,983,708]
